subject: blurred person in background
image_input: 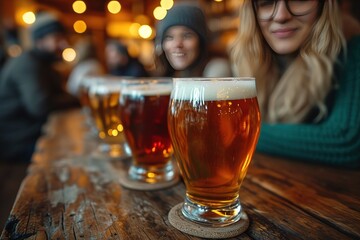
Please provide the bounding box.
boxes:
[0,30,8,73]
[337,0,360,40]
[154,3,232,78]
[0,11,79,162]
[105,40,148,77]
[230,0,360,167]
[66,37,105,96]
[338,0,360,21]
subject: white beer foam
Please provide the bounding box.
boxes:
[91,83,122,95]
[122,84,172,96]
[172,78,257,101]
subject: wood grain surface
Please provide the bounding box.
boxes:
[1,109,359,240]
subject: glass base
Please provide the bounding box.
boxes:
[128,161,177,184]
[181,197,242,227]
[169,203,249,238]
[98,142,132,159]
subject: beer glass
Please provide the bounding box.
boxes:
[119,79,177,184]
[79,75,99,135]
[168,77,261,226]
[88,77,131,158]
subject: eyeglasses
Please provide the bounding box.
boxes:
[253,0,319,21]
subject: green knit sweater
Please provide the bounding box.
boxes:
[256,36,360,167]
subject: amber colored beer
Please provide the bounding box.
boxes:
[79,77,100,135]
[79,76,101,109]
[120,84,173,166]
[88,83,125,145]
[168,79,261,209]
[79,84,91,108]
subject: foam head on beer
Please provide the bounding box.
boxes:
[171,77,257,101]
[121,83,173,97]
[91,80,123,95]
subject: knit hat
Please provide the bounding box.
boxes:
[155,4,209,48]
[30,12,65,41]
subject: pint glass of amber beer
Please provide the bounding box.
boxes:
[168,77,261,226]
[88,77,131,158]
[119,79,177,184]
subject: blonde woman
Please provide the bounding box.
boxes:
[231,0,360,166]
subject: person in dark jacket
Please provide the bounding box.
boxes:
[0,11,79,162]
[0,32,7,73]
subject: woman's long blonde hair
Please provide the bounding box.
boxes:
[230,0,345,123]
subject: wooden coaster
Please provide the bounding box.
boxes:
[168,203,249,239]
[118,167,180,191]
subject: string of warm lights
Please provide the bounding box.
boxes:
[21,1,176,37]
[8,0,227,63]
[68,0,174,62]
[18,0,177,62]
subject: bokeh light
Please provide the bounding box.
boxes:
[73,20,87,33]
[138,25,152,39]
[153,6,167,20]
[129,23,141,37]
[160,0,174,10]
[62,48,76,62]
[73,0,87,14]
[22,11,36,25]
[107,1,121,14]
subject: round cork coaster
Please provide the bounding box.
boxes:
[118,167,180,191]
[168,203,249,239]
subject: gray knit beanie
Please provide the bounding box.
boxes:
[30,12,65,41]
[155,4,208,48]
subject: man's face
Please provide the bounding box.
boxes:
[36,32,68,60]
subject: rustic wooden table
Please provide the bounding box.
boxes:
[1,109,359,240]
